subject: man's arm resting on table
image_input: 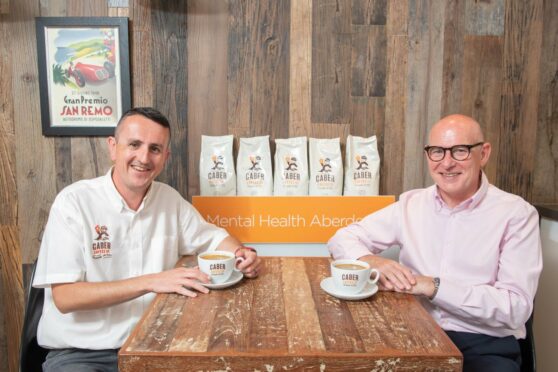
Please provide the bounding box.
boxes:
[52,267,210,314]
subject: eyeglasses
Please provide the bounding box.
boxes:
[424,142,484,162]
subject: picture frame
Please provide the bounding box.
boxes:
[35,17,131,136]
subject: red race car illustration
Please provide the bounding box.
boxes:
[66,41,116,87]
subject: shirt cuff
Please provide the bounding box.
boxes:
[430,277,467,309]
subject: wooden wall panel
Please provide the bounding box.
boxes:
[404,0,445,190]
[460,35,503,184]
[228,0,290,139]
[533,0,558,203]
[0,226,23,372]
[289,0,312,136]
[441,0,466,116]
[497,0,543,199]
[311,0,351,123]
[0,16,15,225]
[149,0,188,196]
[465,0,505,36]
[187,0,228,198]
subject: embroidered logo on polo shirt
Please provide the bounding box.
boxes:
[92,224,112,259]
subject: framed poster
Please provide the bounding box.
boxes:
[35,17,131,136]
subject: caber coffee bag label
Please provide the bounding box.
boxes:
[273,137,308,195]
[200,135,236,195]
[343,135,380,195]
[237,135,273,196]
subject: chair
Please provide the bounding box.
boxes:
[19,259,48,372]
[519,311,536,372]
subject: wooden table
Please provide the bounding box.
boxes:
[119,257,462,371]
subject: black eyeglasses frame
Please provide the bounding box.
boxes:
[424,142,484,162]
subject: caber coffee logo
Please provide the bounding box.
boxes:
[355,155,369,170]
[353,154,372,184]
[210,263,226,275]
[282,155,301,185]
[316,157,335,185]
[208,154,227,185]
[342,273,359,287]
[92,224,112,259]
[246,155,264,186]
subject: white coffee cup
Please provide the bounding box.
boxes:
[331,259,380,294]
[197,250,245,284]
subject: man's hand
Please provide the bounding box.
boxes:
[395,275,436,298]
[234,247,262,278]
[146,266,211,297]
[358,254,416,291]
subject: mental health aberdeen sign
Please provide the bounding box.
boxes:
[193,196,395,243]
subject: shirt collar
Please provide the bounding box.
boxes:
[433,171,489,212]
[102,167,155,213]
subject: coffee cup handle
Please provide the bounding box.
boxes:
[234,256,245,272]
[368,269,380,285]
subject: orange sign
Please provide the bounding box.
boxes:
[193,196,395,243]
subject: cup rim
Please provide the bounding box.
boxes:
[198,250,235,261]
[331,259,370,271]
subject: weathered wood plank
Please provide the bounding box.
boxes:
[351,25,386,97]
[247,257,289,352]
[150,0,188,197]
[352,0,387,25]
[206,277,254,352]
[0,0,8,14]
[289,0,312,136]
[441,0,466,116]
[0,16,16,225]
[465,0,505,36]
[128,294,187,352]
[382,1,408,197]
[131,0,154,106]
[311,0,351,123]
[351,97,384,139]
[13,0,56,266]
[532,0,558,203]
[383,39,407,197]
[281,257,325,352]
[461,35,503,183]
[404,0,445,190]
[228,0,290,139]
[306,258,366,353]
[497,0,543,200]
[0,226,24,372]
[187,0,228,199]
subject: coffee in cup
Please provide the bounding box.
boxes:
[331,259,380,294]
[198,250,244,284]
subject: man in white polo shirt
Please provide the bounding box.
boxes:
[33,107,261,371]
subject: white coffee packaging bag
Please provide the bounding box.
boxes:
[200,135,236,196]
[236,135,273,196]
[343,135,380,195]
[273,137,309,195]
[309,138,343,196]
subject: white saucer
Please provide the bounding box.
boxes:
[320,277,378,300]
[201,270,244,289]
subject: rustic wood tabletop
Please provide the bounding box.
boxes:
[119,256,462,371]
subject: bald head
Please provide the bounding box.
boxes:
[429,114,484,145]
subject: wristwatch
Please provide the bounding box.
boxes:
[430,277,440,300]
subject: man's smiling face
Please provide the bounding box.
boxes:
[426,115,491,208]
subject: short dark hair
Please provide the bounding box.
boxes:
[115,107,171,139]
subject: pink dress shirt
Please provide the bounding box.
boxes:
[328,173,542,339]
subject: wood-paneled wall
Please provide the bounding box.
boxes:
[1,0,556,370]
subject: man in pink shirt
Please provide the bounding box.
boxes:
[328,114,542,371]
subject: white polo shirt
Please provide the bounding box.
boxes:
[33,169,229,349]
